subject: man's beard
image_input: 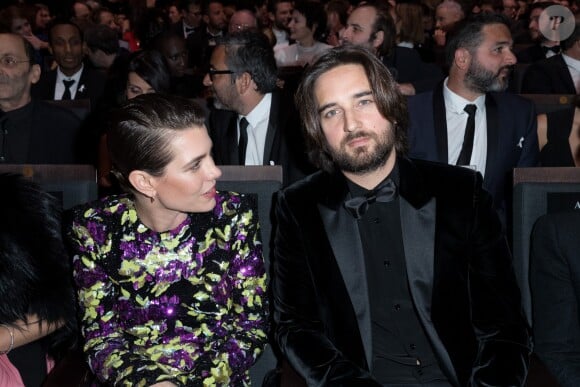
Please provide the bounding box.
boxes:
[465,58,513,93]
[328,127,394,174]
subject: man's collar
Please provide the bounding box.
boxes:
[443,77,486,114]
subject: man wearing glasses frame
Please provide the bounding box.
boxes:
[203,30,314,185]
[0,33,81,164]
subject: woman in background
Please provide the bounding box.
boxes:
[275,0,331,67]
[68,94,268,386]
[97,50,171,193]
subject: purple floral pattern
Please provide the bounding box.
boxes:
[68,192,268,386]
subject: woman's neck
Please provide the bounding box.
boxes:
[134,196,187,233]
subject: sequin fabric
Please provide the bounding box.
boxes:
[67,192,268,386]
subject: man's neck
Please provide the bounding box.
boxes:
[343,150,397,190]
[59,65,82,78]
[239,92,265,116]
[446,74,483,102]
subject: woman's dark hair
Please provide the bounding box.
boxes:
[295,45,409,173]
[127,50,172,94]
[107,94,206,192]
[293,0,327,42]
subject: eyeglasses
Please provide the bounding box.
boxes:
[208,68,234,81]
[0,55,32,69]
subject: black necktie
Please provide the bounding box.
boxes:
[456,104,477,166]
[344,178,397,219]
[238,117,249,165]
[62,79,75,100]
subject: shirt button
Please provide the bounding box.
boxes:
[383,260,391,267]
[394,304,401,311]
[410,343,416,350]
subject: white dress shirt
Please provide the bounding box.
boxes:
[239,93,272,165]
[55,65,84,100]
[443,78,488,177]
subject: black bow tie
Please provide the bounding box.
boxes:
[542,45,561,55]
[344,178,397,219]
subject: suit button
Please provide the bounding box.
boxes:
[394,304,401,311]
[383,260,391,267]
[410,343,416,350]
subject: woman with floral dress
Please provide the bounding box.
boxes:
[67,94,268,386]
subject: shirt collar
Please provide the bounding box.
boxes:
[563,53,580,73]
[242,93,272,129]
[443,77,486,115]
[56,64,84,83]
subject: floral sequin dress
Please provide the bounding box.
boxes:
[67,191,268,386]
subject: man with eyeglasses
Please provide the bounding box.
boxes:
[203,30,314,185]
[0,33,81,164]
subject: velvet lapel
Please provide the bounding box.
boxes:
[432,82,449,163]
[317,172,373,368]
[398,158,459,385]
[484,94,499,180]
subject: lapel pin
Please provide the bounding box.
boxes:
[517,137,524,149]
[78,84,86,93]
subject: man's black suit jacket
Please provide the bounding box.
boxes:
[407,82,539,226]
[521,54,576,94]
[207,92,313,185]
[272,156,531,386]
[32,66,106,109]
[531,211,580,387]
[0,100,82,163]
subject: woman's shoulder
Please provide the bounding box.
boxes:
[69,194,134,225]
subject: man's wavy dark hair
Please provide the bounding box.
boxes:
[295,45,409,173]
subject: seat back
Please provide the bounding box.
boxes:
[216,165,283,385]
[0,164,97,210]
[519,94,576,114]
[512,167,580,325]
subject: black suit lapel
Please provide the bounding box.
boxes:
[264,93,282,165]
[556,55,577,93]
[433,82,449,163]
[398,157,460,385]
[227,115,240,164]
[317,173,373,368]
[484,94,499,180]
[75,68,88,100]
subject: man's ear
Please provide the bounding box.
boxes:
[236,72,254,94]
[29,64,41,85]
[47,44,53,56]
[454,48,471,70]
[128,170,157,198]
[372,30,384,51]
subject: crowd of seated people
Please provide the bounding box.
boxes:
[1,0,580,384]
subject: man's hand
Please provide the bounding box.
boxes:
[433,28,446,46]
